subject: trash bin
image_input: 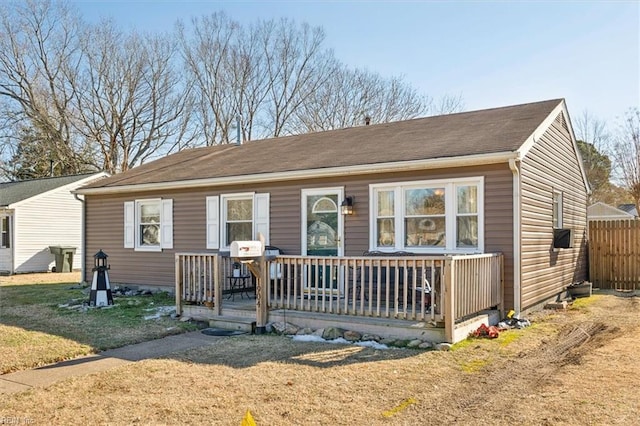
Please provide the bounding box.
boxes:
[49,246,77,273]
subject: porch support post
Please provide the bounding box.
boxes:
[255,254,268,333]
[214,255,221,316]
[174,254,182,317]
[444,257,455,344]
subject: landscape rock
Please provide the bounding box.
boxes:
[343,330,362,342]
[322,327,345,340]
[407,339,423,348]
[271,321,299,335]
[362,334,382,342]
[418,341,433,349]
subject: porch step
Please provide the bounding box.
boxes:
[208,316,256,333]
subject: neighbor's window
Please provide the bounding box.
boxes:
[137,200,161,248]
[552,190,563,229]
[223,195,253,246]
[371,178,484,253]
[1,216,9,248]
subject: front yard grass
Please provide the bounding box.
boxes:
[0,275,201,374]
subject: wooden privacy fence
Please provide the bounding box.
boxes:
[589,220,640,290]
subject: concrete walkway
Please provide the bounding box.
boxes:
[0,331,223,395]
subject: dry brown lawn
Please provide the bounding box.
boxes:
[0,271,82,286]
[1,283,639,425]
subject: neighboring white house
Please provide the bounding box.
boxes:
[0,173,107,274]
[587,202,636,221]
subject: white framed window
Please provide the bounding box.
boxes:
[370,178,484,253]
[206,193,270,249]
[222,194,254,247]
[1,216,10,249]
[552,190,563,229]
[124,199,173,251]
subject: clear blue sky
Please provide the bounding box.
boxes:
[74,0,639,127]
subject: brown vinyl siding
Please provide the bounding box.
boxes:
[84,164,514,293]
[520,112,588,310]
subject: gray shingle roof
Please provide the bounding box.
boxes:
[617,204,639,216]
[84,99,563,190]
[0,174,98,207]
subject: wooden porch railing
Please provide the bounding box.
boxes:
[175,253,253,315]
[268,253,503,324]
[175,252,503,340]
[268,255,445,322]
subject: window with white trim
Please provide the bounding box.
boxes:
[371,178,484,253]
[1,216,10,248]
[206,193,270,249]
[223,195,253,247]
[552,190,563,229]
[124,199,173,251]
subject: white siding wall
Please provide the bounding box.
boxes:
[520,112,588,309]
[13,185,84,273]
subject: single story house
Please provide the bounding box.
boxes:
[76,99,589,342]
[0,173,108,274]
[587,202,636,221]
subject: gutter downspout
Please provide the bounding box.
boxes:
[509,158,522,316]
[74,193,86,284]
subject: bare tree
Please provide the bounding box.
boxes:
[428,93,465,116]
[290,67,464,134]
[0,0,89,178]
[74,21,194,173]
[260,19,336,137]
[612,108,640,214]
[573,110,614,204]
[290,67,425,133]
[1,4,466,178]
[178,13,241,145]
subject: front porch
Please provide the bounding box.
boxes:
[175,252,504,344]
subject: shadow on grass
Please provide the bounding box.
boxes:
[1,283,427,375]
[0,283,202,373]
[169,332,425,370]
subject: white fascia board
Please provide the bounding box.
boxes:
[517,100,591,194]
[9,172,110,209]
[76,151,518,195]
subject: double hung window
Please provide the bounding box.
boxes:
[371,178,483,253]
[1,216,9,248]
[206,193,270,249]
[124,199,173,251]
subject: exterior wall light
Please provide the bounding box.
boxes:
[341,196,354,215]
